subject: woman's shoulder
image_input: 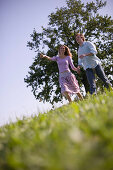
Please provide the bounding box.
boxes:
[67,55,72,59]
[55,55,59,58]
[66,55,71,58]
[51,55,59,61]
[56,55,60,60]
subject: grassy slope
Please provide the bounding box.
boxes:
[0,90,113,170]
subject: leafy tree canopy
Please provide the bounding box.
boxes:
[25,0,113,104]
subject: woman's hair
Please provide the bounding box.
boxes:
[75,33,85,41]
[58,45,72,57]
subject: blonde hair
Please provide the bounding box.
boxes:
[58,45,72,57]
[76,33,85,41]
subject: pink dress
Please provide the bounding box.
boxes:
[50,56,80,94]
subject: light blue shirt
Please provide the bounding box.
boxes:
[78,41,101,70]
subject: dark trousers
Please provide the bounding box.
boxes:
[86,64,112,94]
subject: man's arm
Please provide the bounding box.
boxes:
[79,53,94,59]
[79,41,97,59]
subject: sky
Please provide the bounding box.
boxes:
[0,0,113,126]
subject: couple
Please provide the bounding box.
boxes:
[40,33,112,103]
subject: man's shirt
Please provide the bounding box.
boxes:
[78,41,101,70]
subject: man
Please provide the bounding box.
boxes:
[75,33,112,94]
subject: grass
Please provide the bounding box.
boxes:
[0,90,113,170]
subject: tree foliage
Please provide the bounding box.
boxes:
[24,0,113,104]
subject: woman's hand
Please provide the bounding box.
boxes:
[40,53,45,58]
[40,53,51,60]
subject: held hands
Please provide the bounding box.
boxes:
[74,66,81,74]
[76,66,81,74]
[74,67,78,72]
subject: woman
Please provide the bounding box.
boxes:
[40,45,83,102]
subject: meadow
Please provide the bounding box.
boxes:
[0,90,113,170]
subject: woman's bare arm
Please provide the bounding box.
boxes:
[40,53,51,60]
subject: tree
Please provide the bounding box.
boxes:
[24,0,113,104]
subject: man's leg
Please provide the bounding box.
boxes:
[95,64,112,89]
[81,69,90,93]
[86,68,96,94]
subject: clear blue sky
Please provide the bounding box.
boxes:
[0,0,113,126]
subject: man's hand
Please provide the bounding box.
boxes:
[79,54,86,59]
